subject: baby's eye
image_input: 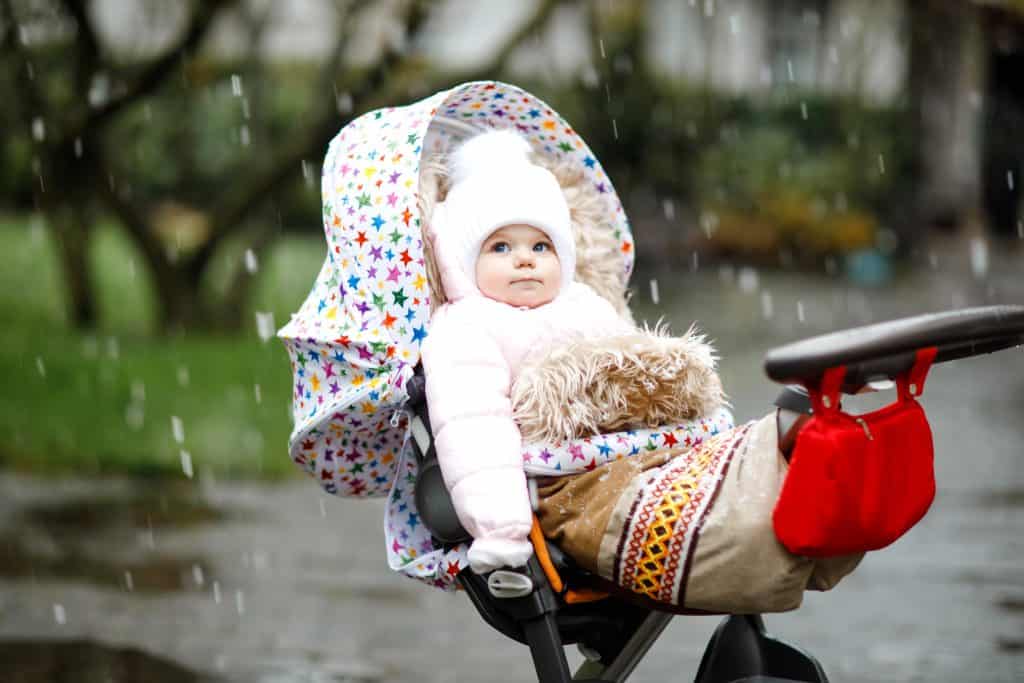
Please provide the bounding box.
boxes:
[490,241,510,253]
[533,242,552,253]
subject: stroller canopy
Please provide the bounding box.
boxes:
[278,81,635,498]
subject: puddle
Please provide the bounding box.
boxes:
[0,490,226,592]
[0,639,218,682]
[994,595,1024,614]
[974,488,1024,509]
[0,530,210,591]
[26,492,229,532]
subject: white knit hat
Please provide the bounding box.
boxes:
[435,129,575,293]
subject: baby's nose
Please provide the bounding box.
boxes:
[514,249,535,266]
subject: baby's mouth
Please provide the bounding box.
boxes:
[511,278,541,285]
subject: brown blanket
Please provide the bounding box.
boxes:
[536,415,862,614]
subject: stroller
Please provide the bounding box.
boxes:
[278,81,1024,682]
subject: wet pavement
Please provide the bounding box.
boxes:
[0,235,1021,682]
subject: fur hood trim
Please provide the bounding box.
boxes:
[512,324,727,444]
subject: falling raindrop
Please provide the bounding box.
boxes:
[25,61,34,79]
[244,248,258,274]
[35,357,45,377]
[598,38,605,59]
[800,102,808,120]
[336,91,353,114]
[231,74,243,97]
[612,119,619,140]
[828,45,839,64]
[88,73,110,107]
[73,137,82,158]
[1017,220,1023,239]
[180,450,193,479]
[241,97,251,119]
[690,251,700,272]
[124,570,134,592]
[877,154,886,175]
[171,416,185,443]
[125,403,144,430]
[177,366,190,387]
[212,580,222,604]
[704,0,715,17]
[797,300,806,323]
[31,116,45,141]
[1008,170,1015,191]
[700,210,719,238]
[106,336,119,360]
[53,604,66,625]
[649,279,660,305]
[131,380,145,402]
[969,237,989,279]
[787,60,794,82]
[738,267,759,293]
[253,383,262,404]
[662,199,675,221]
[301,160,314,188]
[928,251,939,269]
[240,125,250,147]
[761,292,774,319]
[235,589,245,615]
[255,311,276,342]
[192,564,205,587]
[729,14,740,35]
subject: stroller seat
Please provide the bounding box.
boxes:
[405,306,1024,683]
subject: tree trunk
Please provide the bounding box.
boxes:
[51,206,97,329]
[907,0,985,234]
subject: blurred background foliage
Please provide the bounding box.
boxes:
[0,0,1021,478]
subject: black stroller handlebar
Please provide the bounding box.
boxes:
[763,304,1024,388]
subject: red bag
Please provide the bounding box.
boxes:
[772,348,938,557]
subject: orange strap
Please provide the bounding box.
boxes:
[529,517,608,604]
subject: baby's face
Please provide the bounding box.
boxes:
[476,224,561,308]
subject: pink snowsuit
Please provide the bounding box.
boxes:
[421,229,631,572]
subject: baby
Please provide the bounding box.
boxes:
[421,129,633,574]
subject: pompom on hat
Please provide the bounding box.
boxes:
[432,129,575,296]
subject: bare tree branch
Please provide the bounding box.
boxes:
[58,0,103,96]
[63,0,237,144]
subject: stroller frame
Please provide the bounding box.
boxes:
[406,305,1024,683]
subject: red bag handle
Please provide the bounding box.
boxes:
[807,346,938,415]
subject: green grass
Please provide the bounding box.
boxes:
[0,213,325,479]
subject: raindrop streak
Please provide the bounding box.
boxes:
[240,125,250,147]
[301,160,314,188]
[797,301,806,323]
[662,199,675,221]
[124,570,134,592]
[192,564,205,587]
[319,499,327,518]
[212,581,222,604]
[35,357,45,377]
[73,137,83,158]
[253,383,262,404]
[761,292,774,319]
[244,249,258,274]
[171,416,185,444]
[878,154,886,174]
[787,60,795,82]
[255,312,276,342]
[235,590,245,615]
[598,39,605,59]
[800,102,808,120]
[31,117,45,141]
[180,450,194,479]
[969,237,989,279]
[178,366,190,387]
[53,604,66,625]
[649,279,660,305]
[738,267,759,293]
[729,15,740,35]
[231,74,243,96]
[612,119,619,140]
[1008,170,1016,191]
